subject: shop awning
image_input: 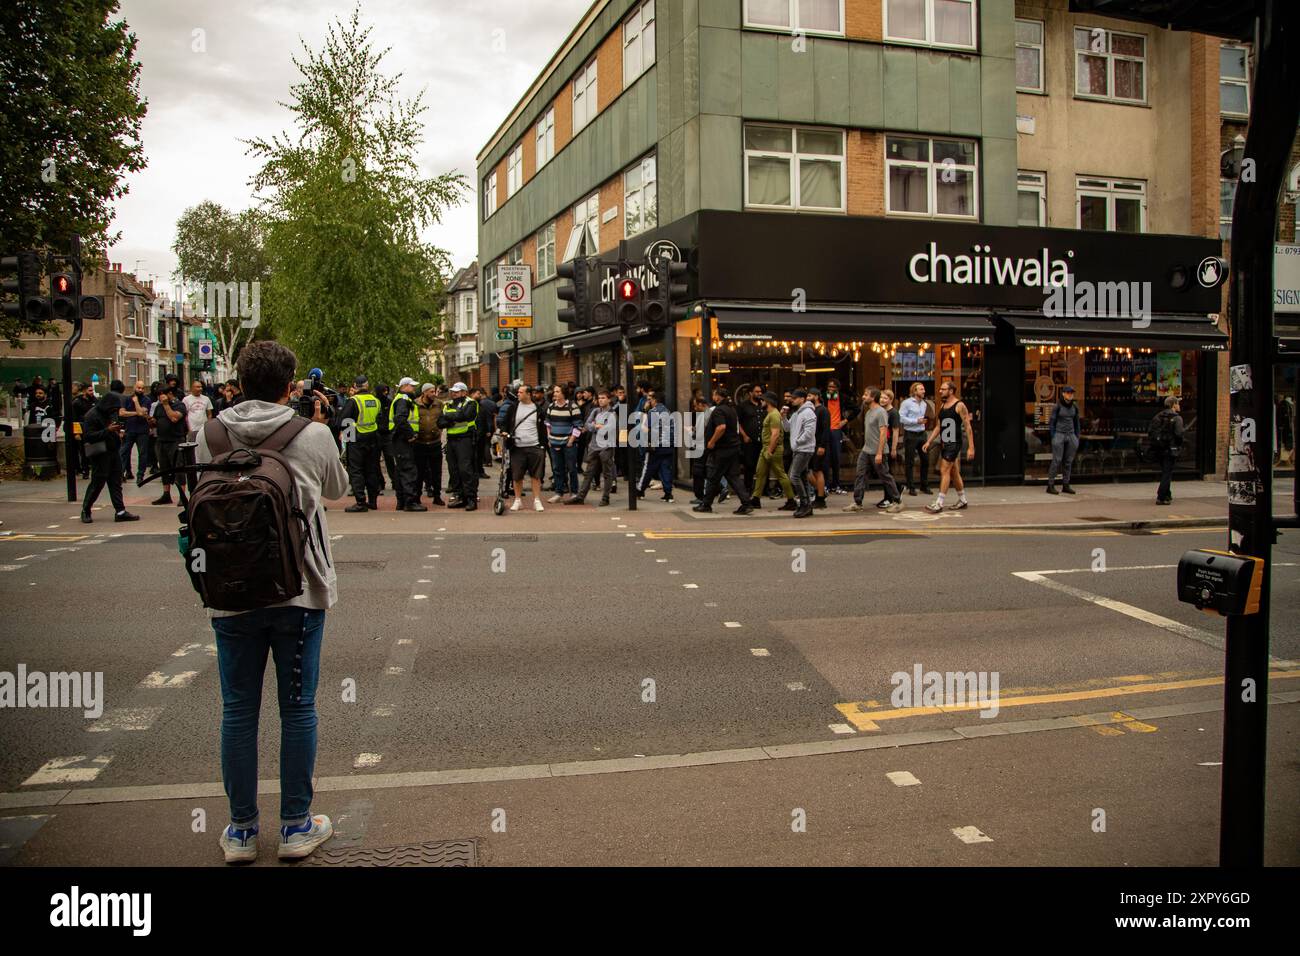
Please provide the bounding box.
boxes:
[711,305,997,342]
[999,314,1228,351]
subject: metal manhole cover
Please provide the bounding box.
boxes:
[481,534,537,542]
[334,561,388,570]
[305,839,477,867]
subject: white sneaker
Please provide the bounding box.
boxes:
[534,498,545,512]
[510,498,521,511]
[219,824,259,864]
[548,494,563,503]
[278,814,333,860]
[886,501,904,513]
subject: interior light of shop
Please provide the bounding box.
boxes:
[804,367,835,373]
[633,364,653,370]
[648,361,665,366]
[852,352,860,361]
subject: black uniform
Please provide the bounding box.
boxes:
[342,391,382,507]
[387,390,422,509]
[439,395,481,509]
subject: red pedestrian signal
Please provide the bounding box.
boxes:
[50,272,77,321]
[53,274,73,295]
[619,278,639,299]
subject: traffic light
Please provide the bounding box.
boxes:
[50,273,77,321]
[557,257,592,330]
[643,258,690,327]
[616,276,641,326]
[2,252,50,324]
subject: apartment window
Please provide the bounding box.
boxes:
[507,244,523,267]
[624,0,656,87]
[1075,27,1146,103]
[1017,171,1046,227]
[483,171,498,220]
[457,293,477,335]
[884,0,975,49]
[744,124,845,212]
[1015,19,1044,93]
[1219,179,1236,241]
[536,221,557,281]
[1076,176,1146,233]
[506,145,523,197]
[744,0,844,35]
[885,135,978,219]
[483,263,497,313]
[535,108,555,169]
[563,193,601,260]
[1220,44,1250,117]
[624,154,658,237]
[572,59,598,134]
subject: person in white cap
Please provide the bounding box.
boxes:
[438,382,480,510]
[387,378,425,511]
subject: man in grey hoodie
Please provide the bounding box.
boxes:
[194,341,348,865]
[782,388,817,518]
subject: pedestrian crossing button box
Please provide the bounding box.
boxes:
[1177,549,1263,616]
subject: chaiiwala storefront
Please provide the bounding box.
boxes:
[529,209,1226,485]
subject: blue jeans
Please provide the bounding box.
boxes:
[549,443,580,495]
[213,607,325,829]
[119,430,150,475]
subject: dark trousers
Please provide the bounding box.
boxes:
[477,432,493,471]
[415,442,443,500]
[120,430,150,476]
[549,443,580,496]
[691,454,708,500]
[903,431,928,491]
[639,450,674,496]
[702,447,748,507]
[446,436,478,504]
[578,446,615,502]
[827,429,843,490]
[741,440,760,495]
[346,435,382,504]
[82,456,125,515]
[1158,449,1177,501]
[390,438,420,506]
[381,442,396,491]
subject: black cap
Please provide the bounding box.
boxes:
[1062,385,1075,393]
[791,388,808,398]
[763,391,779,406]
[354,375,369,387]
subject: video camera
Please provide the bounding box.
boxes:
[296,367,338,419]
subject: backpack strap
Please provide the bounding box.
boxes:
[258,415,310,454]
[203,418,234,457]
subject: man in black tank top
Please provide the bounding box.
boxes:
[921,379,974,512]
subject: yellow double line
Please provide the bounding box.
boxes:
[835,669,1300,732]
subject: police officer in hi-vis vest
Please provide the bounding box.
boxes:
[343,375,383,512]
[387,377,426,512]
[438,381,480,511]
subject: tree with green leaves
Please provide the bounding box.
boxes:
[171,201,272,374]
[0,0,147,346]
[246,7,465,384]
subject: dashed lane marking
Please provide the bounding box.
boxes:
[87,708,164,733]
[828,723,856,735]
[751,648,770,657]
[952,826,993,844]
[353,753,383,769]
[886,771,921,787]
[23,756,113,786]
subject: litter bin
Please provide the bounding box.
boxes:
[23,421,60,478]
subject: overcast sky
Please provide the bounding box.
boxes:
[109,0,591,290]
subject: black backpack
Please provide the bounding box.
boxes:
[1146,411,1175,460]
[183,417,311,611]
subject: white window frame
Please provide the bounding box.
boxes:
[883,0,976,51]
[743,123,846,213]
[506,145,523,198]
[572,59,598,134]
[1015,18,1044,94]
[1075,176,1147,233]
[535,108,555,169]
[563,193,601,261]
[457,292,477,336]
[483,171,498,220]
[743,0,845,37]
[1017,170,1046,227]
[1074,27,1147,104]
[483,263,497,313]
[884,135,979,220]
[1219,43,1250,118]
[624,153,658,238]
[536,221,557,281]
[624,0,656,88]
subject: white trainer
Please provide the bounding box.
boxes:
[534,498,545,512]
[510,498,522,511]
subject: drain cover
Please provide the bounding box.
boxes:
[305,839,477,867]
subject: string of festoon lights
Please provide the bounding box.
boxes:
[686,340,1160,361]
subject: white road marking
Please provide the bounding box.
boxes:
[23,755,113,786]
[828,723,856,735]
[952,826,993,844]
[371,706,394,718]
[87,708,164,733]
[396,638,413,646]
[353,753,383,769]
[417,579,431,583]
[724,622,742,628]
[385,666,404,675]
[644,549,655,553]
[625,533,636,537]
[16,555,35,561]
[46,525,59,529]
[171,643,205,657]
[786,682,807,692]
[0,566,21,572]
[139,670,199,689]
[1197,761,1223,767]
[412,594,428,600]
[751,648,770,657]
[886,771,921,787]
[683,583,698,589]
[656,559,668,563]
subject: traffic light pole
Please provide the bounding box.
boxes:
[61,236,84,503]
[1220,0,1299,867]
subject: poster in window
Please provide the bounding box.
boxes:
[1157,352,1182,398]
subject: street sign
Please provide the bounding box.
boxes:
[495,330,516,341]
[498,263,532,328]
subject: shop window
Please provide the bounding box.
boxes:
[1074,27,1146,104]
[625,154,658,238]
[1015,19,1044,93]
[744,124,845,212]
[572,59,598,134]
[624,0,656,88]
[506,145,523,198]
[580,349,615,390]
[885,0,975,50]
[563,193,600,261]
[1275,367,1297,476]
[1017,171,1046,227]
[535,108,555,170]
[1076,176,1146,233]
[1220,44,1250,117]
[745,0,844,35]
[886,135,978,219]
[536,221,557,282]
[483,171,497,220]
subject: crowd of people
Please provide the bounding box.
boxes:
[10,366,1190,521]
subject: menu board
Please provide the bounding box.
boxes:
[1157,352,1182,397]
